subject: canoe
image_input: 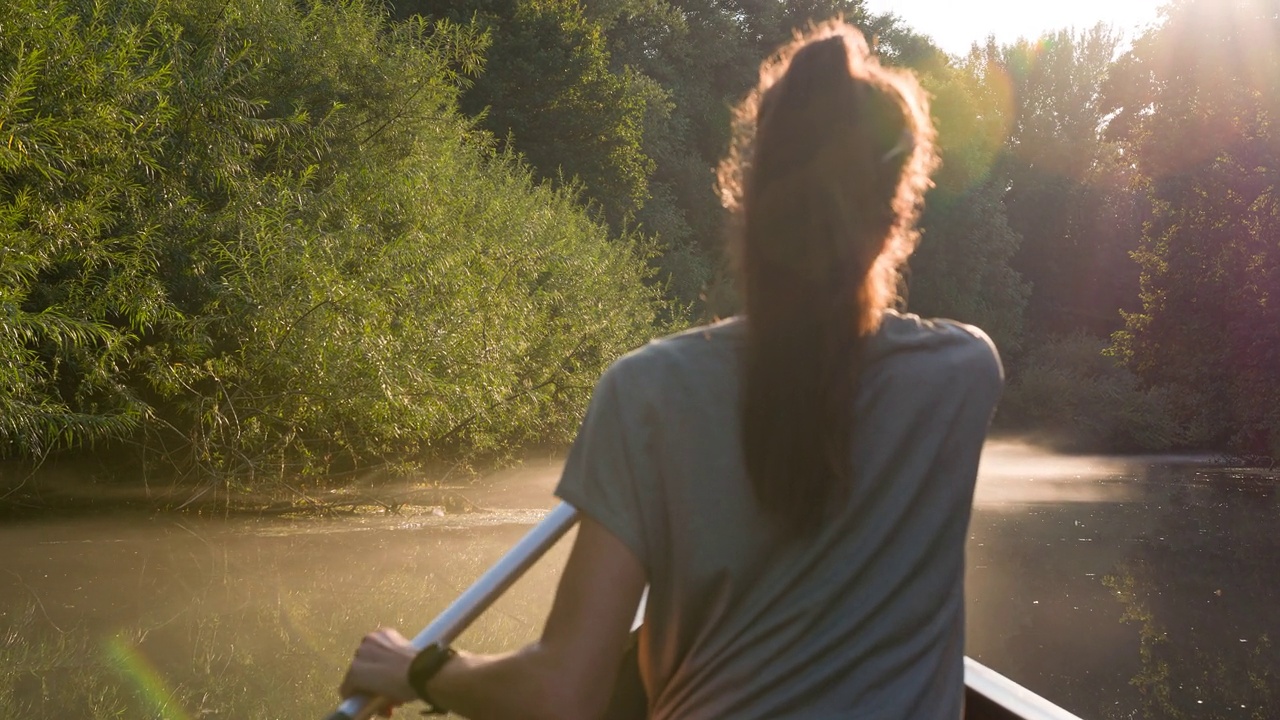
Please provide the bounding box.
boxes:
[964,657,1083,720]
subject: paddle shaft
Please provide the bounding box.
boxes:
[324,503,581,720]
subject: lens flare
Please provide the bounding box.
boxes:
[103,633,191,720]
[928,54,1015,192]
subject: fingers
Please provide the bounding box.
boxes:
[337,628,418,704]
[370,627,408,649]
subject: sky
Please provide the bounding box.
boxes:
[862,0,1168,56]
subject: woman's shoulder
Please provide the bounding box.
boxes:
[875,310,1003,382]
[652,316,748,348]
[879,310,998,351]
[612,317,744,369]
[598,312,1001,393]
[596,318,745,396]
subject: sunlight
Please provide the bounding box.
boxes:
[1161,0,1280,92]
[1128,0,1280,176]
[865,0,1164,55]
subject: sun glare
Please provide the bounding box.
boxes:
[864,0,1165,55]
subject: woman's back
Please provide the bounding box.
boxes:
[337,20,1004,720]
[556,311,1002,719]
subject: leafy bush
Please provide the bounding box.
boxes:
[0,0,667,486]
[999,333,1180,452]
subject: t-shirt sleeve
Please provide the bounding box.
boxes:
[554,361,654,570]
[965,324,1005,411]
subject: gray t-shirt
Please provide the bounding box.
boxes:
[555,311,1002,719]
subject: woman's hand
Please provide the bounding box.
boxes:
[339,627,418,709]
[337,517,646,719]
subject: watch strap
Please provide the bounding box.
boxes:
[407,643,456,715]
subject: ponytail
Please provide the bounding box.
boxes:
[717,21,938,536]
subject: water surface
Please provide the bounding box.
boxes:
[1,445,1276,719]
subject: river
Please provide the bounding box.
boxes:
[1,442,1276,719]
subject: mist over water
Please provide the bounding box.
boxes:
[1,442,1276,718]
[975,440,1145,506]
[972,439,1240,506]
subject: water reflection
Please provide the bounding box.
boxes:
[1099,485,1280,720]
[967,446,1280,718]
[1,511,572,718]
[0,445,1276,718]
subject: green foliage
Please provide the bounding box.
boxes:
[999,334,1179,452]
[0,0,172,456]
[392,0,722,314]
[993,28,1145,337]
[586,0,750,310]
[397,0,654,233]
[11,0,1273,480]
[1106,0,1280,454]
[0,0,665,484]
[909,180,1029,355]
[907,61,1030,355]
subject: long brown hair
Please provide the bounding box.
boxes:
[717,21,938,536]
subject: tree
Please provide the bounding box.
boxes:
[0,0,666,486]
[907,60,1030,355]
[993,28,1145,338]
[1106,0,1280,453]
[393,0,654,233]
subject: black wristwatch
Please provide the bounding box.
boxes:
[407,643,456,715]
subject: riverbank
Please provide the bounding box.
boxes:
[4,441,1273,522]
[0,453,567,521]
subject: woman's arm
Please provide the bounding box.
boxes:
[340,516,646,720]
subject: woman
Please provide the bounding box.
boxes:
[340,20,1002,720]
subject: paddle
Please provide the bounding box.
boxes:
[323,502,582,720]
